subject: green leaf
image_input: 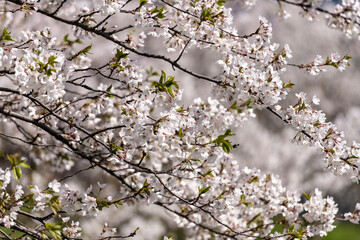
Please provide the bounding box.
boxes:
[344,55,352,61]
[13,166,22,182]
[272,214,285,224]
[240,194,253,207]
[139,0,148,8]
[201,8,211,20]
[213,129,235,154]
[330,62,338,68]
[97,200,110,211]
[146,66,159,77]
[110,143,122,152]
[45,68,56,76]
[271,224,285,234]
[7,154,15,165]
[0,27,15,42]
[248,176,259,183]
[216,0,227,6]
[116,49,129,62]
[166,234,175,240]
[160,70,166,84]
[141,179,152,196]
[176,105,187,113]
[198,186,211,195]
[313,122,321,127]
[230,101,242,114]
[289,225,295,232]
[244,98,253,109]
[221,141,232,154]
[18,162,31,169]
[49,195,61,214]
[150,6,166,19]
[152,71,179,98]
[143,179,148,187]
[45,223,62,240]
[224,129,235,137]
[176,128,183,140]
[78,44,93,56]
[216,190,228,200]
[203,169,214,178]
[283,81,295,89]
[241,194,245,202]
[303,192,311,200]
[200,7,218,23]
[113,200,123,208]
[167,87,175,98]
[106,85,113,92]
[47,56,59,67]
[63,34,83,46]
[144,188,150,196]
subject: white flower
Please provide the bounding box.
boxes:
[312,95,320,105]
[356,203,360,210]
[97,182,107,189]
[49,180,61,192]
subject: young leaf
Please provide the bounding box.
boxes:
[13,166,22,182]
[198,186,210,195]
[344,55,352,60]
[45,223,62,240]
[78,44,93,56]
[64,34,82,46]
[139,0,148,8]
[152,71,179,98]
[216,0,227,6]
[303,192,311,200]
[213,129,235,153]
[0,27,15,42]
[47,56,59,67]
[248,176,259,183]
[116,49,129,62]
[216,190,228,200]
[18,162,31,169]
[7,154,15,165]
[203,169,214,178]
[49,195,61,214]
[221,141,232,154]
[283,81,295,89]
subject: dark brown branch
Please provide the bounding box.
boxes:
[5,0,222,85]
[50,0,68,15]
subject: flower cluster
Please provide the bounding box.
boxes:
[344,203,360,224]
[326,0,360,39]
[94,0,125,15]
[0,168,24,228]
[2,27,72,103]
[303,53,351,76]
[302,188,338,237]
[63,220,82,238]
[165,165,338,239]
[272,0,360,41]
[276,93,360,182]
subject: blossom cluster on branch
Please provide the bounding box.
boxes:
[0,0,359,239]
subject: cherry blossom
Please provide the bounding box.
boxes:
[0,0,359,239]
